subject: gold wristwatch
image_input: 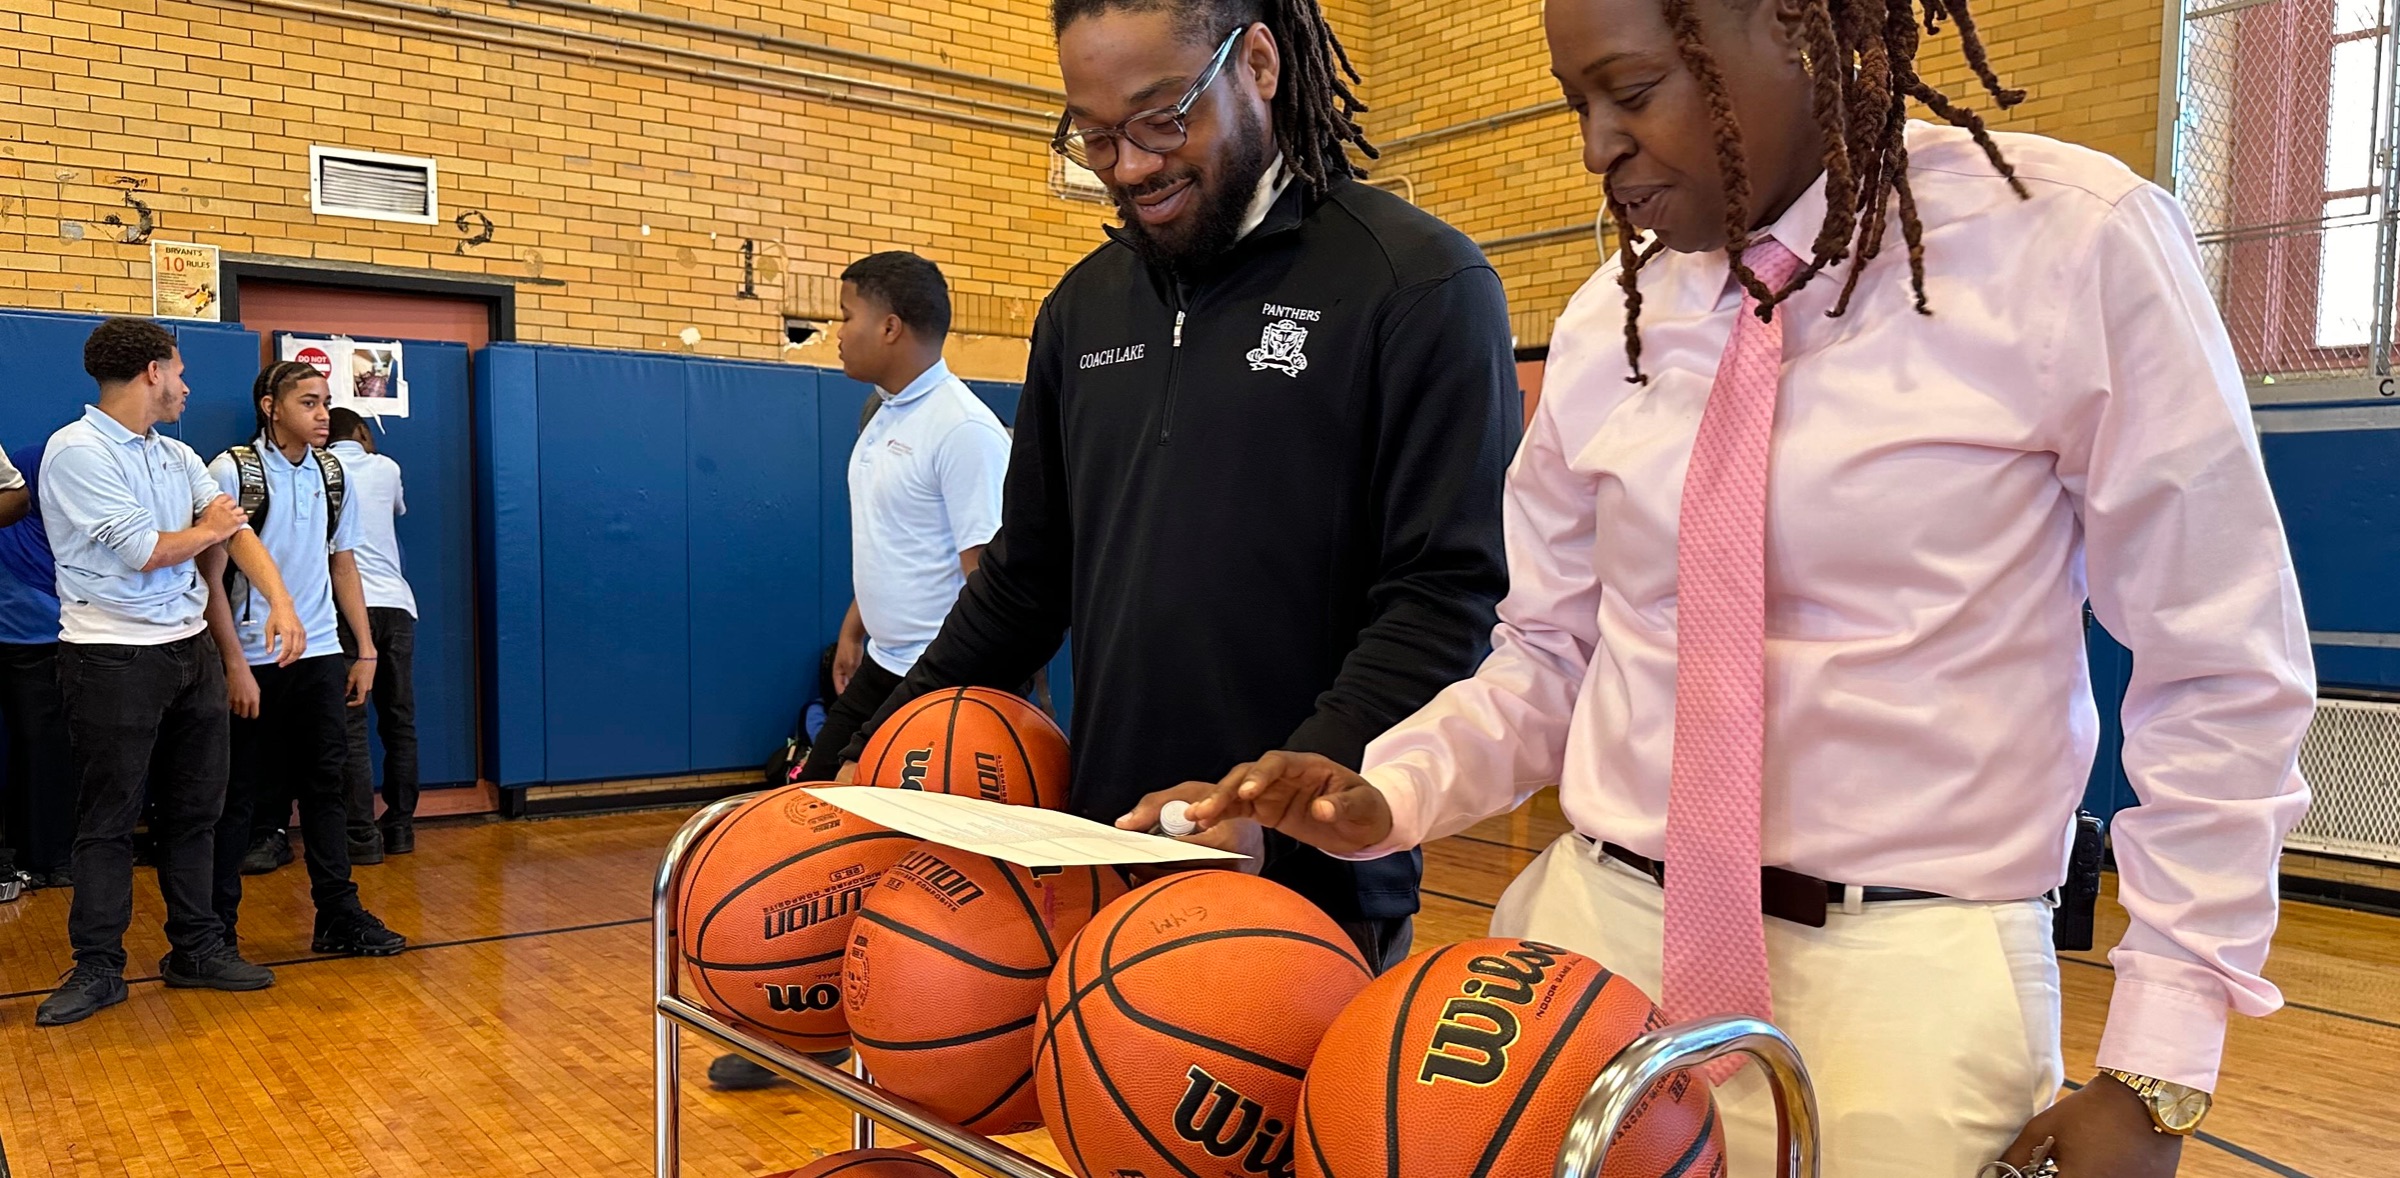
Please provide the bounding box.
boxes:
[2099,1069,2212,1136]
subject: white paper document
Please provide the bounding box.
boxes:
[802,787,1248,868]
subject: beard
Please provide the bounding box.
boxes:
[1109,101,1275,273]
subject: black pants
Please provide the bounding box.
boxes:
[0,641,77,877]
[340,607,419,829]
[58,635,230,973]
[216,654,360,939]
[1340,915,1415,975]
[795,654,907,784]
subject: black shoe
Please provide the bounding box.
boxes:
[240,831,293,875]
[348,827,384,866]
[313,908,407,957]
[35,965,129,1026]
[707,1054,789,1090]
[704,1047,851,1091]
[160,944,276,991]
[379,820,415,856]
[28,866,72,891]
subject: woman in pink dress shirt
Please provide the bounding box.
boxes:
[1125,1,2316,1175]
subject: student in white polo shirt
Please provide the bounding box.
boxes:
[35,318,304,1027]
[798,251,1009,784]
[199,361,406,960]
[708,250,1007,1092]
[326,407,422,862]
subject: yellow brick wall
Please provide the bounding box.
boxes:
[0,0,1100,376]
[0,0,2167,369]
[1347,0,2170,348]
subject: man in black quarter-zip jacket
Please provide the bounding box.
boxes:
[840,0,1516,971]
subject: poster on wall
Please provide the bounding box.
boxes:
[151,241,221,321]
[278,334,411,419]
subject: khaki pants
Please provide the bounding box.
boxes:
[1490,834,2065,1177]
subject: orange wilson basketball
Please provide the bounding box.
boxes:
[1295,938,1726,1178]
[843,845,1128,1134]
[1035,872,1374,1178]
[677,785,917,1053]
[768,1148,952,1178]
[857,687,1068,810]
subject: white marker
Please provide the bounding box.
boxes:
[1152,800,1198,838]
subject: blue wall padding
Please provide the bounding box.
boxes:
[372,340,478,788]
[474,345,545,786]
[686,360,822,772]
[817,372,877,647]
[2259,426,2400,690]
[0,311,480,789]
[535,348,693,781]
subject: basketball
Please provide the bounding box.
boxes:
[677,785,918,1053]
[768,1148,953,1178]
[843,845,1128,1134]
[1294,938,1725,1178]
[857,687,1068,810]
[1034,872,1373,1178]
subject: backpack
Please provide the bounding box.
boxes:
[222,444,346,613]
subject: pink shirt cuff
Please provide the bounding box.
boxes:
[2093,976,2231,1091]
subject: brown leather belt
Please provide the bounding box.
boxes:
[1590,838,1949,929]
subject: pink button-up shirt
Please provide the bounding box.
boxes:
[1359,123,2315,1089]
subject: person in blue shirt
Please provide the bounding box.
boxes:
[199,361,406,960]
[0,440,79,891]
[35,318,305,1027]
[326,408,422,861]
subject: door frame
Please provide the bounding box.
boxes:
[219,260,518,344]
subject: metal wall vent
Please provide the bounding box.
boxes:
[309,146,439,225]
[2291,697,2400,866]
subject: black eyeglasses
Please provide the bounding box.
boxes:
[1052,26,1247,173]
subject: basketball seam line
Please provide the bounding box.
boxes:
[1037,930,1368,1042]
[852,1012,1037,1052]
[996,863,1061,963]
[1386,946,1453,1178]
[953,1064,1037,1133]
[1042,891,1114,1178]
[854,908,1051,980]
[1470,962,1615,1178]
[1067,875,1218,1178]
[1663,1112,1719,1178]
[940,687,966,795]
[961,692,1044,807]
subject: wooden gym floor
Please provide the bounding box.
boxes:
[0,794,2393,1177]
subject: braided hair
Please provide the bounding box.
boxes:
[1051,0,1376,190]
[1617,0,2029,382]
[252,360,323,438]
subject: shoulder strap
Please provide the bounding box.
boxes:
[228,444,269,533]
[315,446,346,541]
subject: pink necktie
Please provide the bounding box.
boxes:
[1662,239,1803,1059]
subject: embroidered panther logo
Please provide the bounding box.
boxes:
[1245,319,1311,377]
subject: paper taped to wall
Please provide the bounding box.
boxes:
[802,787,1247,868]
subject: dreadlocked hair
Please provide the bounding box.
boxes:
[1614,0,2028,383]
[1052,0,1376,190]
[252,360,321,437]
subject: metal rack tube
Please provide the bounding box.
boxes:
[1553,1016,1821,1178]
[652,795,1071,1178]
[659,997,1071,1178]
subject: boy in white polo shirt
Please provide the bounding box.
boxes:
[709,250,1007,1091]
[327,407,422,861]
[36,318,304,1027]
[798,251,1009,784]
[200,361,406,959]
